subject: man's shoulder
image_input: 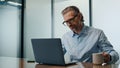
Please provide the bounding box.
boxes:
[62,31,72,38]
[63,31,72,36]
[85,26,105,38]
[87,26,103,32]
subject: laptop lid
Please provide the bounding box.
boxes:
[31,38,66,65]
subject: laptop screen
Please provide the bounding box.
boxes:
[31,38,66,65]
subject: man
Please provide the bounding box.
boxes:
[61,6,119,64]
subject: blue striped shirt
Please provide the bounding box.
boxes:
[61,24,119,64]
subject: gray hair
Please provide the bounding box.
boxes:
[61,6,84,22]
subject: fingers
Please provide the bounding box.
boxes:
[102,52,111,63]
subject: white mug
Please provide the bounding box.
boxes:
[92,52,104,64]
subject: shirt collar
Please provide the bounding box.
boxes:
[72,23,88,37]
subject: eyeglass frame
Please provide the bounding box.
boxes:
[62,14,78,26]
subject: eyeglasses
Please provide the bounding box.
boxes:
[62,14,78,26]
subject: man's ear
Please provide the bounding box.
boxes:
[78,13,83,22]
[78,13,82,20]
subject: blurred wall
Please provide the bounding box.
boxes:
[24,0,51,60]
[0,5,21,57]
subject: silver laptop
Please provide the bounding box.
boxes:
[31,38,76,65]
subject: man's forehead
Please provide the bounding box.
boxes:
[63,11,75,21]
[64,11,75,17]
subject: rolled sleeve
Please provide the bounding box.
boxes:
[109,51,119,64]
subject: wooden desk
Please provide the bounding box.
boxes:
[35,63,119,68]
[0,57,119,68]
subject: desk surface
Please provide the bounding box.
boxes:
[0,57,120,68]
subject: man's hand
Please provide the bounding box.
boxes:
[102,52,111,63]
